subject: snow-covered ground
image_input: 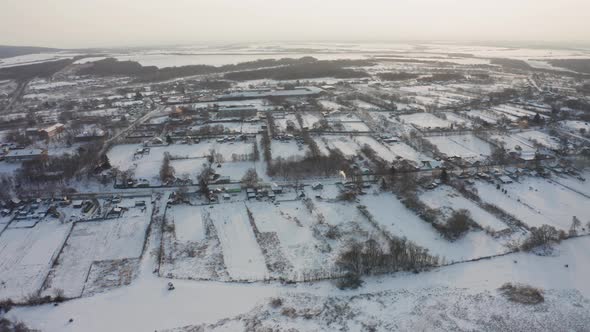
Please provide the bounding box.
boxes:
[360,193,506,262]
[420,186,510,232]
[208,203,268,280]
[314,135,359,157]
[473,177,590,231]
[427,134,492,160]
[271,140,309,160]
[42,205,152,298]
[0,219,71,301]
[9,223,590,332]
[399,112,453,129]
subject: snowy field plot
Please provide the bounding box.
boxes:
[440,112,472,127]
[385,141,433,163]
[352,99,382,111]
[0,220,70,301]
[274,113,300,132]
[300,112,322,129]
[271,140,309,160]
[493,178,590,230]
[315,135,358,157]
[168,205,205,243]
[473,178,590,230]
[325,112,362,123]
[246,201,328,278]
[514,130,560,149]
[173,159,264,183]
[42,206,152,298]
[491,104,547,120]
[192,122,261,134]
[461,109,500,124]
[359,193,507,262]
[353,136,398,161]
[559,120,590,134]
[551,173,590,197]
[108,141,255,182]
[420,186,509,232]
[427,134,492,160]
[336,121,371,132]
[489,134,536,154]
[208,203,268,280]
[399,113,452,129]
[318,100,345,111]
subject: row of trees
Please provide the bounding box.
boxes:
[336,237,440,278]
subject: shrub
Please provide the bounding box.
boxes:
[499,283,544,304]
[442,209,473,240]
[0,299,13,313]
[337,191,357,202]
[520,225,563,252]
[336,272,364,290]
[269,297,283,308]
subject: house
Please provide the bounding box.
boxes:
[39,123,65,139]
[311,183,324,190]
[271,183,282,194]
[498,176,514,184]
[72,200,84,208]
[4,149,46,162]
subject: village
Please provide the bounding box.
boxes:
[0,43,589,331]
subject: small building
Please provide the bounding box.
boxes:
[39,123,65,139]
[4,149,46,162]
[311,183,324,190]
[498,176,514,184]
[271,184,282,194]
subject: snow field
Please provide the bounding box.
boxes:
[419,186,510,232]
[42,206,152,298]
[207,203,268,280]
[427,134,492,160]
[359,193,507,262]
[399,112,453,129]
[0,220,71,301]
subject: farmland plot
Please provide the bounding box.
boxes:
[160,205,229,281]
[316,136,359,157]
[514,130,560,149]
[420,186,509,232]
[353,136,398,161]
[473,178,590,230]
[427,134,492,160]
[208,203,268,280]
[246,201,328,280]
[359,193,507,262]
[489,134,536,154]
[492,177,590,230]
[108,141,256,183]
[0,220,70,301]
[271,140,309,160]
[41,206,151,298]
[399,113,452,129]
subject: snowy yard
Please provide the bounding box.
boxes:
[399,112,452,129]
[208,203,268,280]
[420,186,510,232]
[427,134,492,160]
[0,220,71,301]
[42,205,152,298]
[473,177,590,230]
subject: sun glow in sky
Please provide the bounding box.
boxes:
[1,0,589,48]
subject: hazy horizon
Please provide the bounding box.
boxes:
[1,0,589,49]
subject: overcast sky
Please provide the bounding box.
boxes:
[1,0,589,48]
